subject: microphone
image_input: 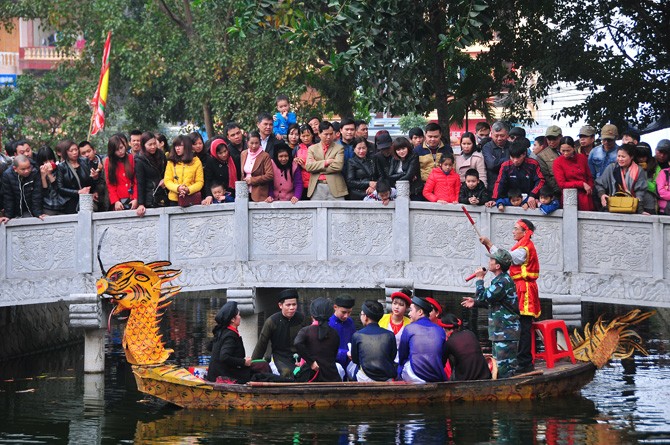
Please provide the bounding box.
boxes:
[465,268,486,282]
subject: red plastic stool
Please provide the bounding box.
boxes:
[531,320,576,368]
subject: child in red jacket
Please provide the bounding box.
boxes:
[423,154,460,203]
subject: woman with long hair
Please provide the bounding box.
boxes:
[135,131,167,216]
[266,143,302,203]
[189,132,208,166]
[56,139,97,214]
[387,136,421,199]
[164,135,204,206]
[104,135,138,211]
[156,133,170,154]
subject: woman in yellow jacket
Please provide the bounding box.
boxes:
[164,135,204,206]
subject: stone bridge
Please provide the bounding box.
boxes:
[1,181,668,318]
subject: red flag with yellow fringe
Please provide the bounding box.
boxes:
[90,32,111,136]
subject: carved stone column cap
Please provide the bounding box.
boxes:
[227,287,256,316]
[79,194,94,212]
[235,181,249,199]
[396,180,410,198]
[563,188,578,207]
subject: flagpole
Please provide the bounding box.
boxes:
[89,31,111,140]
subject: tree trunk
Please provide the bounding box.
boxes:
[429,2,450,133]
[202,101,214,138]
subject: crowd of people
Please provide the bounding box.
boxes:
[206,218,540,384]
[2,94,670,223]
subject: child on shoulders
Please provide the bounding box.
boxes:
[273,94,297,140]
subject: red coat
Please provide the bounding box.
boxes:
[553,153,595,211]
[423,168,460,203]
[104,154,138,205]
[510,239,541,317]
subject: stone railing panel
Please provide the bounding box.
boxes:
[409,205,479,262]
[6,222,78,278]
[94,217,159,273]
[578,219,652,275]
[169,211,235,262]
[573,272,668,306]
[329,209,393,259]
[665,225,670,280]
[249,209,317,260]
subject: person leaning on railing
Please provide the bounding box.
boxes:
[163,135,204,206]
[595,143,655,214]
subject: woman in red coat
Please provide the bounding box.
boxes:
[552,136,595,211]
[104,135,138,211]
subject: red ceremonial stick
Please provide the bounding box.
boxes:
[461,206,490,252]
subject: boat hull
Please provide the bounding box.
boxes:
[132,361,596,410]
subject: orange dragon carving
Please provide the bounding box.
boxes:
[96,260,181,365]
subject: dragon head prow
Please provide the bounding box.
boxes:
[96,259,182,366]
[97,260,181,314]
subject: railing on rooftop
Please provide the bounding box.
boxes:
[19,46,82,61]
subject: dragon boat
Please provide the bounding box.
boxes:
[96,259,653,411]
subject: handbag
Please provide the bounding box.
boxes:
[178,191,202,207]
[607,191,639,214]
[152,184,168,207]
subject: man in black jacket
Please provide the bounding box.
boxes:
[350,300,397,382]
[1,155,45,220]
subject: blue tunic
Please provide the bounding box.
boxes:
[329,314,357,367]
[398,317,447,382]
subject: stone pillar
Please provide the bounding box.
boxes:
[65,293,106,373]
[227,287,257,356]
[76,194,94,274]
[562,188,579,273]
[551,295,582,327]
[383,278,414,311]
[392,181,410,262]
[234,181,250,261]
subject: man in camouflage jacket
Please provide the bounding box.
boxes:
[462,249,520,378]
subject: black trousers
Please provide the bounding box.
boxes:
[518,315,534,369]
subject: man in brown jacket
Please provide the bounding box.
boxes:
[306,121,348,200]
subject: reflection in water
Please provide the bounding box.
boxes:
[0,301,668,444]
[130,399,635,445]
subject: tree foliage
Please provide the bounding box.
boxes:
[2,0,667,138]
[0,62,95,146]
[230,0,497,129]
[483,0,669,129]
[0,0,311,139]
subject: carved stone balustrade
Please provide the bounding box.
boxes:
[0,184,668,312]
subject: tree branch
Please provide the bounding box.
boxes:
[155,0,186,31]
